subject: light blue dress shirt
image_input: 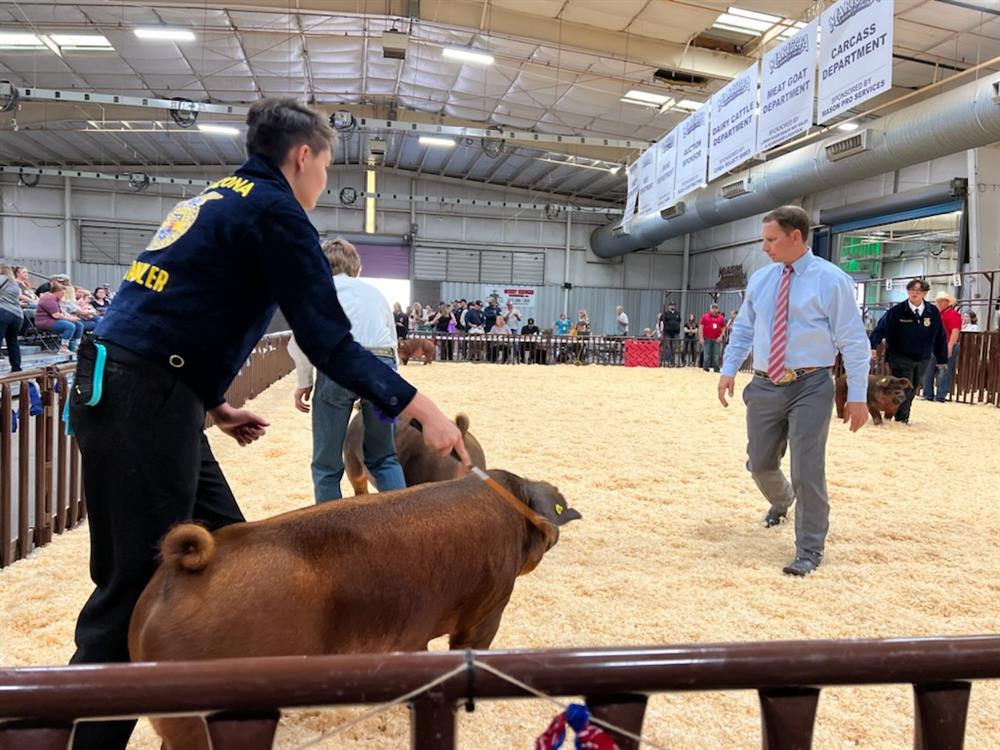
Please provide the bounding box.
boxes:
[721,250,871,402]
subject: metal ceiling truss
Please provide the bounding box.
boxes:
[0,165,618,214]
[6,86,652,151]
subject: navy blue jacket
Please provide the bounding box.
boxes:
[869,301,947,364]
[95,154,416,413]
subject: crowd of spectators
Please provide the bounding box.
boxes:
[0,267,114,368]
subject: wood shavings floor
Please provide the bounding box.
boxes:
[2,363,998,749]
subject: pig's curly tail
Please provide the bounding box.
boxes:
[160,523,215,573]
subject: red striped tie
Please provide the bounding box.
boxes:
[767,264,794,383]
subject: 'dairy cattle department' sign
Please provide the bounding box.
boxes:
[818,0,894,122]
[709,63,759,181]
[653,128,678,211]
[757,19,817,153]
[636,146,658,217]
[675,108,710,199]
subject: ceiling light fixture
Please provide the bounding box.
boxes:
[419,136,456,147]
[837,122,860,131]
[676,99,704,112]
[134,28,196,42]
[198,123,240,136]
[442,47,494,65]
[49,34,113,51]
[623,89,672,106]
[0,32,45,50]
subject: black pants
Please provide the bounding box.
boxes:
[0,309,22,371]
[69,343,244,750]
[886,352,932,423]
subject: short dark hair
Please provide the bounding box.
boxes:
[762,205,810,242]
[906,278,930,292]
[245,98,333,165]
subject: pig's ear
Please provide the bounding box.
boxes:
[525,482,582,526]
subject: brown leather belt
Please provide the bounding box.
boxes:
[752,366,830,385]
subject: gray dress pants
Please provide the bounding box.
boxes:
[742,369,834,562]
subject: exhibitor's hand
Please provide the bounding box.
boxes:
[718,375,735,407]
[293,386,313,413]
[870,349,878,359]
[843,401,868,432]
[210,403,270,446]
[403,392,471,466]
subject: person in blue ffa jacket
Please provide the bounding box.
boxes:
[868,278,947,424]
[67,98,470,750]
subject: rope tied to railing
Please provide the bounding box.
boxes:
[290,663,469,750]
[473,660,672,750]
[286,657,670,750]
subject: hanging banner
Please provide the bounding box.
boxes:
[653,128,678,210]
[622,159,639,224]
[636,147,658,216]
[675,108,710,199]
[818,0,894,122]
[709,64,759,181]
[757,19,818,153]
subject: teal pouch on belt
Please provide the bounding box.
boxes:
[63,340,108,436]
[73,340,107,407]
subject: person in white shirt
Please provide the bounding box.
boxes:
[961,311,981,332]
[288,238,405,502]
[503,300,522,330]
[616,305,629,336]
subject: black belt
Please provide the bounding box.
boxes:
[96,339,183,383]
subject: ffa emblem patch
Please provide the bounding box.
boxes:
[146,191,224,251]
[923,318,931,327]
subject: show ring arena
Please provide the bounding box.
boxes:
[1,361,997,749]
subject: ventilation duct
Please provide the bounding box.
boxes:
[824,130,870,161]
[590,73,1000,257]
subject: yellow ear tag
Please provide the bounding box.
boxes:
[555,503,564,515]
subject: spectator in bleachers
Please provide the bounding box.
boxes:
[554,313,571,335]
[520,318,541,364]
[463,300,485,334]
[430,303,456,360]
[490,313,512,363]
[616,305,629,336]
[483,296,501,333]
[63,285,99,334]
[14,266,38,309]
[13,266,38,335]
[35,273,69,297]
[576,309,591,335]
[503,300,522,332]
[35,279,84,355]
[724,309,738,342]
[962,311,980,332]
[91,286,111,315]
[658,302,681,366]
[699,303,726,373]
[0,264,24,372]
[392,302,408,339]
[683,313,699,366]
[408,301,424,332]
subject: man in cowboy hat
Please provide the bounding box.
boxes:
[869,278,948,423]
[923,290,962,402]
